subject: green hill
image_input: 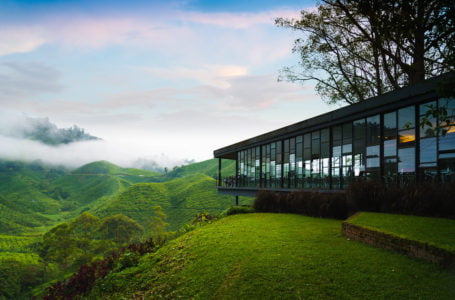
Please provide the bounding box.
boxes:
[92,174,241,231]
[88,213,455,299]
[52,160,163,207]
[0,161,66,233]
[168,158,235,178]
[0,195,54,234]
[0,160,64,214]
[0,160,164,234]
[72,160,124,174]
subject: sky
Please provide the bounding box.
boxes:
[0,0,336,169]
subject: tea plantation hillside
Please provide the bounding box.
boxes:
[92,174,241,230]
[0,160,66,234]
[0,159,238,235]
[167,158,235,178]
[53,160,163,207]
[0,160,164,234]
[0,160,63,215]
[87,213,455,299]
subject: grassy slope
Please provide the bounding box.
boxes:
[347,212,455,252]
[91,213,455,299]
[92,174,243,231]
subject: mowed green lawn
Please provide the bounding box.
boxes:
[92,213,455,299]
[347,212,455,252]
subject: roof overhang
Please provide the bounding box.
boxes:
[214,72,454,159]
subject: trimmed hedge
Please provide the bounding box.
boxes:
[254,190,349,219]
[347,180,455,218]
[226,206,255,216]
[253,181,455,219]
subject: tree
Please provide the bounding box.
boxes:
[276,0,455,104]
[40,223,79,269]
[99,214,144,244]
[148,205,170,241]
[70,212,100,240]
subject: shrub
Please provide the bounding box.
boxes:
[254,190,349,219]
[191,212,216,225]
[226,206,255,216]
[346,180,455,218]
[42,238,158,299]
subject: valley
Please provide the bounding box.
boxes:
[0,158,240,298]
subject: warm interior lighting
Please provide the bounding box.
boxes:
[446,126,455,134]
[399,134,415,143]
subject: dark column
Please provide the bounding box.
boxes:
[281,140,284,188]
[235,153,239,187]
[235,196,239,206]
[259,146,263,188]
[415,103,420,183]
[329,127,333,190]
[380,113,385,183]
[218,158,222,186]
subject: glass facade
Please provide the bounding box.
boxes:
[226,97,455,190]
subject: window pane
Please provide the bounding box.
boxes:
[366,115,380,146]
[420,137,437,163]
[332,126,342,145]
[439,98,455,127]
[384,139,397,157]
[398,148,415,173]
[398,106,415,129]
[419,101,436,116]
[399,129,415,144]
[353,119,366,140]
[420,116,437,138]
[384,111,397,140]
[439,128,455,151]
[321,128,330,143]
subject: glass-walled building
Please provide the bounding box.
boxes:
[214,73,455,196]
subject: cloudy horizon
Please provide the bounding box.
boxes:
[0,0,337,168]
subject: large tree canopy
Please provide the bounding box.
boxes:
[276,0,455,104]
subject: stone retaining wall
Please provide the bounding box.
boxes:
[342,222,454,268]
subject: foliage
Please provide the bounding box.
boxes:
[94,174,239,231]
[42,238,158,299]
[254,181,455,220]
[191,212,217,225]
[254,189,349,219]
[149,205,170,241]
[83,214,455,299]
[37,212,144,274]
[276,0,455,104]
[419,98,455,137]
[0,158,249,298]
[0,259,46,299]
[347,212,455,252]
[346,180,455,218]
[99,214,144,244]
[225,205,255,216]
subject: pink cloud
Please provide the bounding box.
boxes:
[181,9,301,28]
